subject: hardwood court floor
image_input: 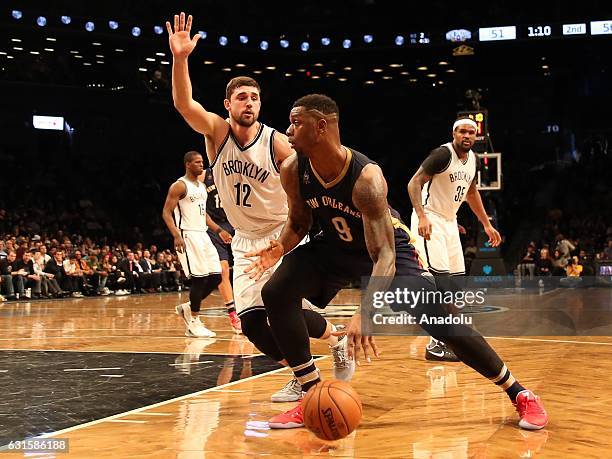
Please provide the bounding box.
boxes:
[1,289,611,458]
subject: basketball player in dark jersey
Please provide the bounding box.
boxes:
[246,94,548,430]
[202,167,241,334]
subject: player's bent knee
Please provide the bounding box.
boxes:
[261,280,283,313]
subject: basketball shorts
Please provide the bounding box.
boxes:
[410,210,465,275]
[207,221,234,264]
[177,230,222,278]
[272,235,429,310]
[232,227,312,316]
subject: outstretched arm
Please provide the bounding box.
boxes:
[244,153,311,279]
[166,12,229,163]
[162,181,187,253]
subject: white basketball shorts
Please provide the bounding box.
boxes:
[177,230,222,278]
[410,210,465,275]
[232,227,313,316]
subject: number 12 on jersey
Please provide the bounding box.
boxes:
[234,183,252,207]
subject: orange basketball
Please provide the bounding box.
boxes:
[302,380,362,441]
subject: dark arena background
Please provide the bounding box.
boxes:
[1,1,611,458]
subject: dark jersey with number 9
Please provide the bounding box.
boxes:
[297,148,417,259]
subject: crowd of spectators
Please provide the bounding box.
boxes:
[516,141,611,282]
[0,231,186,302]
[517,235,611,280]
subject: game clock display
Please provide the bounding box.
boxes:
[525,24,553,38]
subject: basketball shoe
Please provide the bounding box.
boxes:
[175,303,216,338]
[425,339,460,362]
[228,311,242,334]
[269,399,304,429]
[514,390,548,430]
[330,333,355,381]
[271,378,303,403]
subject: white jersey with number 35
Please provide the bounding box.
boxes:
[211,123,288,237]
[422,142,477,220]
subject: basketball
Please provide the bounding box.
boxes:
[302,380,362,441]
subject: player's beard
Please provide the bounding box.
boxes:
[233,111,258,127]
[455,140,473,153]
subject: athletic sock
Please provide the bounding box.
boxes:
[490,364,526,402]
[225,300,236,315]
[293,358,321,393]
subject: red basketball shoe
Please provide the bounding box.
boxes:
[514,390,548,430]
[269,401,304,429]
[228,311,242,334]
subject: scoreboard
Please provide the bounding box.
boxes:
[475,20,611,41]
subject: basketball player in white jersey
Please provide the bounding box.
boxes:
[162,151,222,338]
[166,12,354,402]
[408,118,502,361]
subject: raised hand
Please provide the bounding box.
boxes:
[244,240,284,281]
[166,12,201,59]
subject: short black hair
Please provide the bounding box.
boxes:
[292,94,339,117]
[183,150,202,164]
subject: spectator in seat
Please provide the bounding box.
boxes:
[44,250,71,296]
[519,244,537,278]
[555,233,575,266]
[63,254,85,297]
[33,250,60,297]
[140,250,162,292]
[160,251,180,290]
[89,255,110,295]
[13,251,42,298]
[566,256,583,277]
[74,250,94,293]
[536,248,553,277]
[133,252,148,293]
[0,249,17,299]
[551,249,566,276]
[118,251,141,293]
[560,256,584,288]
[39,245,51,265]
